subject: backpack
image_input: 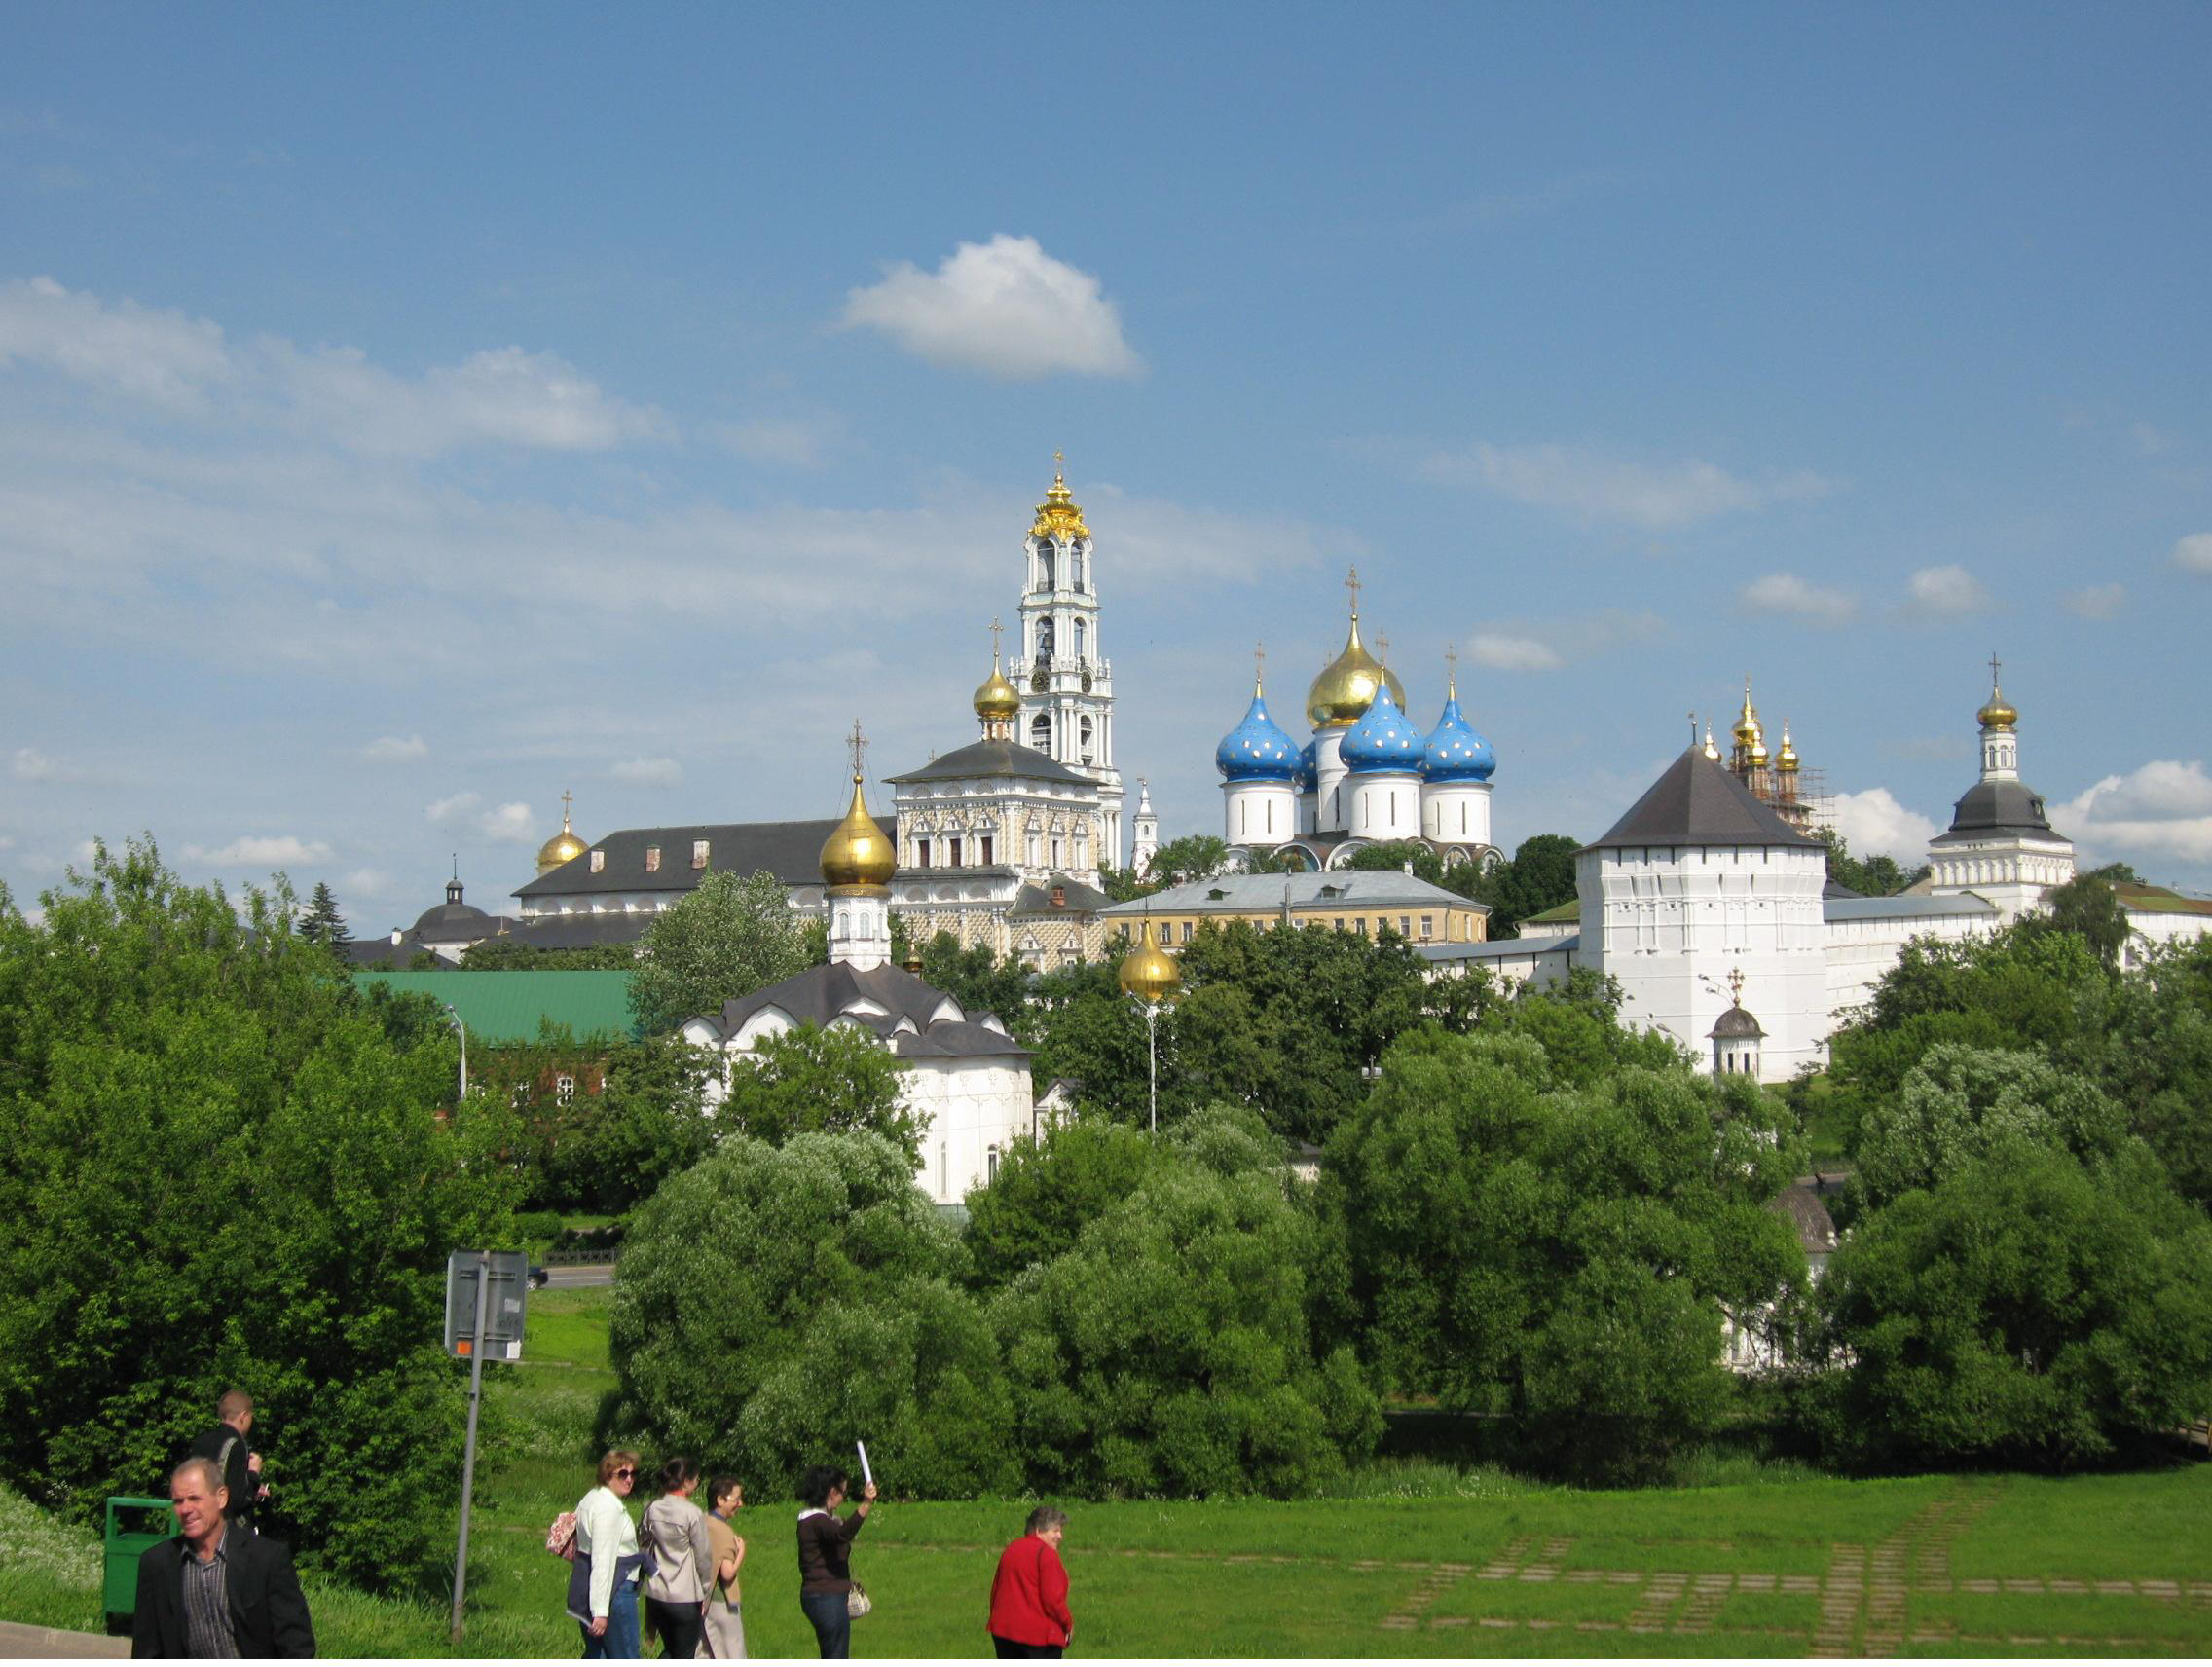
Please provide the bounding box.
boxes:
[546,1510,578,1562]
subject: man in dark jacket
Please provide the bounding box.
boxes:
[132,1458,314,1658]
[186,1389,266,1534]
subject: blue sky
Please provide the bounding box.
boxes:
[4,2,2209,928]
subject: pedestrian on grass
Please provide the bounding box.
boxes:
[641,1455,715,1659]
[794,1464,875,1658]
[698,1476,748,1658]
[187,1388,268,1535]
[987,1506,1073,1659]
[131,1456,314,1658]
[567,1448,647,1658]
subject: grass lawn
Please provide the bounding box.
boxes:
[6,1285,2209,1656]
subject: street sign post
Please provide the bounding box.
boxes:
[445,1249,527,1643]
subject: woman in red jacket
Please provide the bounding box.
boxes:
[987,1506,1073,1658]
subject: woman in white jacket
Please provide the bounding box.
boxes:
[566,1449,645,1658]
[641,1456,716,1658]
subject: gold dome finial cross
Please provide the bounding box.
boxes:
[990,615,1003,664]
[1345,565,1362,618]
[560,788,573,830]
[1254,640,1266,693]
[847,719,868,781]
[1988,649,2003,690]
[1728,966,1745,1004]
[1376,630,1390,668]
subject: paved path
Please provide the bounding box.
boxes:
[543,1262,613,1288]
[0,1619,127,1658]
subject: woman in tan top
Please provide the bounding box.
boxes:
[698,1477,748,1658]
[641,1457,715,1659]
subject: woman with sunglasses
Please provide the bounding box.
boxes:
[567,1449,647,1658]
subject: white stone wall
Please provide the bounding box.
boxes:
[1312,731,1350,834]
[1223,779,1297,847]
[1579,842,1829,1082]
[1422,781,1493,849]
[1927,836,2077,921]
[1823,908,1995,1026]
[903,1056,1036,1205]
[1348,770,1422,841]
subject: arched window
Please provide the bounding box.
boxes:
[1037,539,1055,589]
[1029,713,1051,753]
[1036,617,1055,659]
[1079,716,1093,763]
[1074,618,1087,663]
[1071,544,1085,589]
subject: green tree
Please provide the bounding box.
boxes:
[610,1132,1016,1499]
[918,932,1034,1023]
[991,1107,1382,1500]
[962,1117,1166,1288]
[1141,834,1230,886]
[1813,829,1930,898]
[719,1021,917,1163]
[2041,870,2133,969]
[0,841,517,1593]
[296,880,350,946]
[1469,834,1581,937]
[628,869,809,1035]
[1819,1143,2212,1466]
[458,939,637,972]
[540,1033,721,1212]
[1331,1024,1802,1481]
[1344,841,1447,885]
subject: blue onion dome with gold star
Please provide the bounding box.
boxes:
[1295,738,1318,794]
[1215,678,1300,782]
[1423,676,1495,782]
[1340,682,1426,775]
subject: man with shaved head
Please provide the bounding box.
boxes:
[187,1389,268,1535]
[131,1456,314,1657]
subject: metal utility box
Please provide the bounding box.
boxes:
[103,1495,175,1624]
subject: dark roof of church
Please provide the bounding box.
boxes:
[1929,778,2060,843]
[1768,1184,1838,1255]
[705,961,1030,1059]
[885,738,1090,787]
[411,900,498,942]
[1009,873,1111,916]
[515,819,842,898]
[1710,1003,1765,1040]
[1582,750,1821,853]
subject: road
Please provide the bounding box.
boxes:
[542,1262,614,1288]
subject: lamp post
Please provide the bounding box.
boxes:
[443,1002,467,1102]
[1116,925,1181,1134]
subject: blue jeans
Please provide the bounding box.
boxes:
[580,1577,642,1658]
[799,1590,851,1658]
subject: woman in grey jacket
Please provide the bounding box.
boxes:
[641,1456,716,1658]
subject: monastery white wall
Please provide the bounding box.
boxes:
[905,1056,1034,1205]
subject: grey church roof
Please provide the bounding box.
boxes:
[1009,873,1111,916]
[411,901,498,943]
[1582,749,1821,853]
[885,738,1091,787]
[703,960,1031,1060]
[1710,1004,1765,1040]
[1099,869,1477,916]
[1824,893,1997,923]
[1417,934,1579,963]
[1929,778,2062,843]
[515,819,841,899]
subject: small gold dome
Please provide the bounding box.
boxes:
[535,798,589,876]
[1031,463,1089,542]
[1732,681,1763,750]
[820,774,898,890]
[1776,722,1799,771]
[974,649,1020,721]
[1306,615,1406,729]
[1118,934,1182,1004]
[1701,721,1721,762]
[1977,686,2017,731]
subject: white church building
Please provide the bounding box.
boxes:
[679,756,1037,1205]
[1423,673,2186,1082]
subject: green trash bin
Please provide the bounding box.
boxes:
[103,1496,175,1628]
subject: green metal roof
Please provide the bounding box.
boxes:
[353,970,640,1045]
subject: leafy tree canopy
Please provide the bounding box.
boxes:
[962,1116,1167,1289]
[917,931,1034,1026]
[1814,829,1930,899]
[535,1032,721,1213]
[1139,834,1230,888]
[720,1021,918,1165]
[296,880,350,946]
[0,840,518,1594]
[628,869,809,1034]
[458,938,637,972]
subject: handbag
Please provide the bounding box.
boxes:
[546,1510,578,1561]
[845,1582,871,1619]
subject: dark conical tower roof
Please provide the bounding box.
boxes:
[1582,749,1821,853]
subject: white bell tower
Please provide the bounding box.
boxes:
[1014,457,1124,864]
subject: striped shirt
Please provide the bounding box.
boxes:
[180,1537,239,1658]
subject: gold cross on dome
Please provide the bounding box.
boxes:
[1377,631,1391,667]
[1988,650,2003,687]
[1254,640,1266,680]
[561,788,572,823]
[1345,565,1362,617]
[990,616,1003,659]
[1728,966,1745,1004]
[847,720,868,778]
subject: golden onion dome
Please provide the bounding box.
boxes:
[1031,463,1089,542]
[1776,722,1800,771]
[1701,721,1722,762]
[1977,685,2017,731]
[535,799,589,876]
[974,648,1020,721]
[1118,934,1182,1004]
[1306,615,1406,729]
[1733,681,1763,749]
[819,773,898,890]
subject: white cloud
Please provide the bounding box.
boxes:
[2063,582,2125,620]
[363,734,428,762]
[187,834,333,866]
[0,276,232,410]
[1741,572,1859,626]
[0,277,663,456]
[339,868,392,902]
[2061,760,2212,864]
[610,756,682,788]
[1826,788,1941,863]
[1465,633,1564,672]
[1900,564,1993,617]
[843,235,1141,380]
[2173,533,2212,574]
[13,747,58,779]
[425,793,537,843]
[1417,440,1829,529]
[710,416,840,469]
